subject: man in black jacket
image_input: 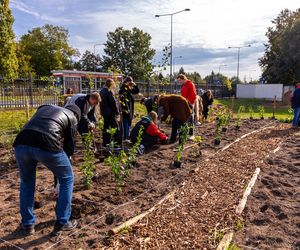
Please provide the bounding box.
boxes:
[13,104,80,236]
[100,79,121,146]
[65,92,100,134]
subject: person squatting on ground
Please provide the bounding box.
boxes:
[13,104,81,236]
[201,89,214,120]
[119,76,140,140]
[65,92,100,135]
[130,111,168,154]
[158,94,192,144]
[100,79,122,147]
[291,83,300,128]
[140,95,159,114]
[177,74,197,138]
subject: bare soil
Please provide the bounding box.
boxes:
[233,130,300,250]
[0,119,293,249]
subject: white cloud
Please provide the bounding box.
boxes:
[11,0,300,80]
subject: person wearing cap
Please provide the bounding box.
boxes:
[119,76,140,140]
[65,92,100,135]
[13,104,81,236]
[157,94,192,144]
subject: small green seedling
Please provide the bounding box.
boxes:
[126,126,144,168]
[80,132,96,189]
[236,105,245,129]
[248,106,254,119]
[173,124,190,167]
[257,105,265,119]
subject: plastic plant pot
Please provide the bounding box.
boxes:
[173,160,182,168]
[214,139,221,145]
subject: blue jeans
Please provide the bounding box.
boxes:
[292,107,300,127]
[14,145,74,226]
[122,118,131,140]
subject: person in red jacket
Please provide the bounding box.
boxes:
[177,73,197,138]
[130,111,168,154]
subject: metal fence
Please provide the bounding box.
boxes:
[0,82,236,109]
[0,86,60,109]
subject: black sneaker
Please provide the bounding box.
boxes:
[22,224,35,236]
[52,220,78,236]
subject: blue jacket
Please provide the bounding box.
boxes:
[292,88,300,109]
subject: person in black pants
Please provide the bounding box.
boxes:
[119,76,139,140]
[100,79,121,146]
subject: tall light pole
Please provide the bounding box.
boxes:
[228,44,251,84]
[93,43,105,72]
[155,8,190,83]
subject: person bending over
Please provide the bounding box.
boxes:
[13,104,81,236]
[157,94,192,144]
[65,92,100,134]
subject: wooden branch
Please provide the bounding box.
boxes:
[236,167,260,215]
[109,190,176,235]
[216,231,234,250]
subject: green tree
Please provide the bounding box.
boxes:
[16,43,33,78]
[259,8,300,84]
[77,50,102,72]
[186,71,202,84]
[0,0,18,82]
[178,66,185,75]
[19,24,79,76]
[102,27,155,80]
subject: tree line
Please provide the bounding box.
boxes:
[0,0,299,85]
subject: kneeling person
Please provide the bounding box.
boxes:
[130,111,167,154]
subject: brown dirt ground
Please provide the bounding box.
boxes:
[0,119,291,249]
[233,130,300,250]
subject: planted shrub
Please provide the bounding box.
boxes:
[236,105,245,129]
[126,126,144,168]
[248,106,254,119]
[257,105,265,119]
[173,124,190,167]
[81,132,96,189]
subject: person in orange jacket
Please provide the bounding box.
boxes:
[130,111,168,154]
[177,74,197,138]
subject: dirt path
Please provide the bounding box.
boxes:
[107,124,294,249]
[233,130,300,250]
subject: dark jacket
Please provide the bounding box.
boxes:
[100,87,119,117]
[291,87,300,109]
[13,105,78,156]
[201,92,214,108]
[159,95,192,123]
[65,94,97,134]
[144,97,157,113]
[119,84,139,120]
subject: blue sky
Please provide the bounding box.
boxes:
[10,0,300,80]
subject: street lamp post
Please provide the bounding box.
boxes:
[228,44,251,84]
[155,8,190,84]
[93,43,105,72]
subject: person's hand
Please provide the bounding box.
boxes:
[88,123,96,133]
[161,138,168,145]
[116,115,121,123]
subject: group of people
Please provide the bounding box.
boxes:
[13,73,214,236]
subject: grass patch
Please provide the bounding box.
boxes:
[0,109,36,146]
[215,98,291,120]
